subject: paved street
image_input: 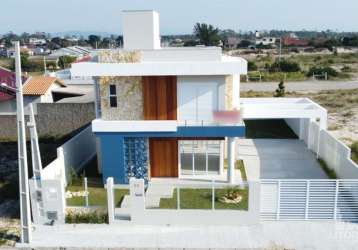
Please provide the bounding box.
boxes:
[241,80,358,92]
[22,221,358,249]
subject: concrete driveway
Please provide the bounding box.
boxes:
[238,139,328,180]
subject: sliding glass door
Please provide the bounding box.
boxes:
[179,140,222,176]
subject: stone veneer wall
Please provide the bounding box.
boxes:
[97,50,144,120]
[225,75,233,110]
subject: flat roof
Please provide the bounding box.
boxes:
[71,58,247,77]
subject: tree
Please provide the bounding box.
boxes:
[193,23,221,46]
[237,40,252,48]
[115,36,123,47]
[88,35,101,48]
[58,55,76,69]
[274,81,286,97]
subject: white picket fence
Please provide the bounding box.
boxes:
[261,179,358,222]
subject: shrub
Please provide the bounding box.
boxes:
[352,142,358,164]
[318,158,337,179]
[307,66,338,78]
[269,60,301,72]
[341,65,352,72]
[274,81,285,97]
[247,61,258,71]
[65,210,108,224]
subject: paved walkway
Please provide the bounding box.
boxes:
[20,221,358,249]
[241,80,358,92]
[238,139,327,180]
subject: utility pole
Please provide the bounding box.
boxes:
[279,38,282,62]
[43,56,47,75]
[15,41,32,243]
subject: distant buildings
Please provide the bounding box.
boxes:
[282,33,308,47]
[255,37,277,46]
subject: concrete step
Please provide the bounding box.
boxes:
[146,184,174,199]
[145,196,161,208]
[120,195,131,208]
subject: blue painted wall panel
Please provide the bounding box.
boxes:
[98,134,125,184]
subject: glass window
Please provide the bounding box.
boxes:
[109,84,117,107]
[179,140,222,175]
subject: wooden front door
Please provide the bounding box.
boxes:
[149,138,178,177]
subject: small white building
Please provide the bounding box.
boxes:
[255,37,277,46]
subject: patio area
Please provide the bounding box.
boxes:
[238,139,328,180]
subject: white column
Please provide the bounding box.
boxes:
[106,177,114,224]
[227,137,236,184]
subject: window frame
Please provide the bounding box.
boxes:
[109,84,117,108]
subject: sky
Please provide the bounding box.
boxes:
[1,0,358,35]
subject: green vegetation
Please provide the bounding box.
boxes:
[307,66,338,78]
[159,187,248,210]
[0,227,19,246]
[245,53,358,81]
[193,23,221,46]
[224,160,247,181]
[269,60,301,73]
[351,142,358,164]
[247,61,258,71]
[66,184,128,208]
[237,160,247,181]
[65,210,108,224]
[274,81,286,97]
[58,55,76,69]
[318,158,337,179]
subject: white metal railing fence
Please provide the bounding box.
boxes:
[261,179,358,222]
[144,181,249,210]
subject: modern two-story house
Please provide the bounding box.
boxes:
[73,10,248,184]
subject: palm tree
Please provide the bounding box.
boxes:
[193,23,221,46]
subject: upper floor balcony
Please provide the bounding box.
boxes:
[92,110,245,138]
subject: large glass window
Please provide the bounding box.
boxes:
[179,140,222,175]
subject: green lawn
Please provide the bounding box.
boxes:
[352,142,358,164]
[159,187,248,210]
[66,185,129,208]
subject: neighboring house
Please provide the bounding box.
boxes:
[0,66,18,102]
[28,38,47,46]
[255,37,277,46]
[0,76,66,113]
[226,37,240,49]
[72,10,247,184]
[282,36,308,47]
[48,46,91,60]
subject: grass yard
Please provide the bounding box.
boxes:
[66,184,129,208]
[159,187,248,210]
[224,159,247,181]
[352,142,358,164]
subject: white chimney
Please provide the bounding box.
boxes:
[122,10,161,50]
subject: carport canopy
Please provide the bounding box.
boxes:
[240,98,327,129]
